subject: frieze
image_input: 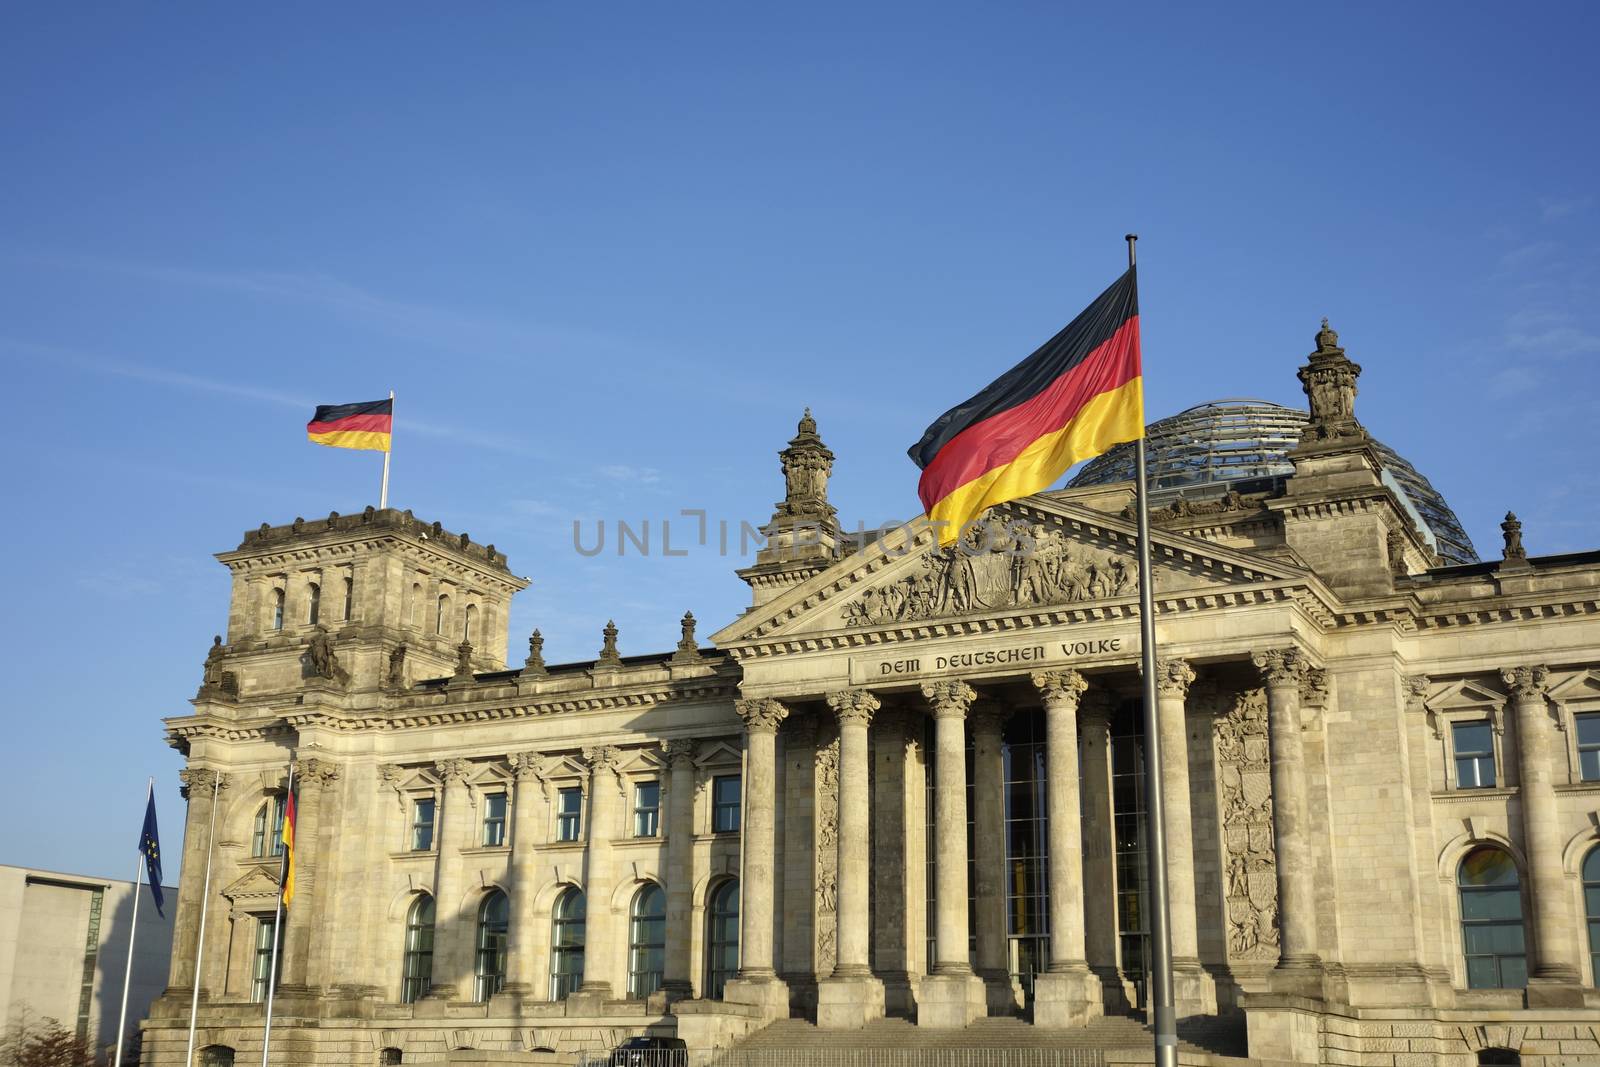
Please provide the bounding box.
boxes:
[850,632,1135,685]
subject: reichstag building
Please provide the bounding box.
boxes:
[146,321,1600,1065]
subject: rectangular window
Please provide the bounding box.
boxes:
[481,792,508,847]
[1578,713,1600,782]
[410,797,436,852]
[711,775,741,833]
[250,916,280,1003]
[556,787,583,842]
[633,781,660,838]
[1453,721,1497,788]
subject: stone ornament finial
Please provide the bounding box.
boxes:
[1154,657,1197,698]
[672,611,701,662]
[596,620,623,668]
[775,408,837,524]
[386,643,408,691]
[1031,669,1088,709]
[524,630,548,675]
[827,688,880,727]
[1251,647,1308,689]
[660,738,698,766]
[1296,316,1365,445]
[434,758,469,785]
[1500,664,1549,701]
[1315,317,1340,352]
[736,698,789,733]
[1501,512,1527,561]
[920,679,977,718]
[452,641,474,681]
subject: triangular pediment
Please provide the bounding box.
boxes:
[712,495,1307,646]
[221,865,282,906]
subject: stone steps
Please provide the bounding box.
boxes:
[736,1015,1246,1056]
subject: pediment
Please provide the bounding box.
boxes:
[221,865,282,906]
[1547,669,1600,708]
[1426,677,1507,712]
[713,496,1306,646]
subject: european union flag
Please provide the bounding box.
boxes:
[139,792,165,917]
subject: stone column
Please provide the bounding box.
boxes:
[1251,649,1319,979]
[1503,665,1584,1000]
[505,752,546,998]
[422,758,470,1001]
[724,700,792,1020]
[971,702,1021,1014]
[167,768,229,993]
[1154,658,1217,1018]
[816,689,886,1028]
[660,740,699,999]
[1030,670,1101,1028]
[577,745,623,1000]
[292,757,343,993]
[918,682,987,1027]
[1078,695,1124,1008]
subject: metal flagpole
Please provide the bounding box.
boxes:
[260,757,295,1067]
[184,774,222,1067]
[113,777,154,1067]
[379,389,393,509]
[1127,233,1178,1067]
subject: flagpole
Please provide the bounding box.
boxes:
[260,757,295,1067]
[184,774,222,1067]
[113,778,154,1067]
[1127,233,1177,1067]
[379,389,393,509]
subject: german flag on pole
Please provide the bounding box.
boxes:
[306,398,393,452]
[279,787,297,908]
[908,267,1142,544]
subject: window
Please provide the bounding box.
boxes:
[272,588,285,631]
[436,595,450,636]
[402,895,434,1004]
[251,796,286,858]
[463,603,477,642]
[1585,847,1600,986]
[379,1050,403,1065]
[628,884,666,998]
[307,581,321,625]
[1459,847,1527,989]
[410,583,422,628]
[1453,721,1497,788]
[711,775,741,833]
[343,576,354,621]
[410,797,436,852]
[200,1047,235,1067]
[251,915,281,1003]
[482,792,508,847]
[705,879,739,1000]
[556,787,582,842]
[474,890,509,1001]
[633,781,660,838]
[1478,1052,1520,1066]
[550,888,586,999]
[1578,713,1600,782]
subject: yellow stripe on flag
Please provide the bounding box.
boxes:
[307,429,391,452]
[280,797,296,908]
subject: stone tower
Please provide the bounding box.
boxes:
[738,409,844,606]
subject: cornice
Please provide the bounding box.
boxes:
[1413,596,1600,631]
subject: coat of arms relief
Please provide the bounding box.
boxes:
[1214,687,1281,960]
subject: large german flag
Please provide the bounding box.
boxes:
[908,268,1142,543]
[306,398,393,452]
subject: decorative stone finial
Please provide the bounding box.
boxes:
[1501,512,1526,561]
[386,643,408,690]
[596,620,622,668]
[672,611,701,662]
[798,407,816,435]
[524,629,548,675]
[1296,317,1365,446]
[1387,528,1410,578]
[453,640,474,682]
[1315,317,1340,352]
[775,408,836,523]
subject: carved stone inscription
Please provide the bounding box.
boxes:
[1214,688,1280,959]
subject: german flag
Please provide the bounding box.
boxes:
[908,268,1142,543]
[279,787,297,908]
[306,398,393,452]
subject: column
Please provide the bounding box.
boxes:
[505,751,546,997]
[288,757,342,993]
[421,758,470,1001]
[970,703,1019,1013]
[1503,665,1584,998]
[1250,649,1319,976]
[870,710,918,1016]
[816,689,886,1028]
[1030,670,1101,1028]
[723,701,791,1019]
[918,682,987,1027]
[1154,658,1217,1018]
[578,746,622,999]
[660,740,699,998]
[167,768,229,993]
[1078,696,1124,1008]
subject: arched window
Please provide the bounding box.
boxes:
[463,604,478,643]
[1584,846,1600,985]
[251,795,286,858]
[272,588,285,631]
[705,878,739,1000]
[474,890,509,1001]
[200,1047,235,1067]
[627,884,666,998]
[402,894,435,1003]
[343,576,354,621]
[1459,847,1527,989]
[550,887,586,1000]
[307,582,321,625]
[436,594,450,636]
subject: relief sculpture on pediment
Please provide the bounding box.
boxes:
[1214,688,1280,960]
[841,523,1137,627]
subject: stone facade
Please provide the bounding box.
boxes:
[147,324,1600,1065]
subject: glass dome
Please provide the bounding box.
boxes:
[1067,399,1479,565]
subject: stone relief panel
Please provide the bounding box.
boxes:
[814,731,840,977]
[1213,687,1280,960]
[841,524,1138,627]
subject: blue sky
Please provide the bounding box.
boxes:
[2,3,1597,879]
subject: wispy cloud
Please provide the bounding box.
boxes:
[596,464,662,484]
[1539,195,1592,222]
[1498,240,1560,271]
[1502,308,1600,357]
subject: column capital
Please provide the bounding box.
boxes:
[508,750,549,781]
[1500,664,1550,701]
[736,698,790,734]
[827,688,880,727]
[1403,674,1431,708]
[1031,669,1087,710]
[434,757,470,785]
[178,767,230,800]
[582,744,624,775]
[294,756,342,788]
[1153,657,1197,698]
[660,738,699,766]
[1250,647,1308,689]
[921,680,977,719]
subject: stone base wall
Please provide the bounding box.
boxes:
[1319,1014,1600,1067]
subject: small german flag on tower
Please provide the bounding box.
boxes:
[306,398,393,452]
[279,786,297,908]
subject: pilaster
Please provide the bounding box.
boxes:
[1154,658,1217,1018]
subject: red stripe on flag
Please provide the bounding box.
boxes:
[306,412,393,435]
